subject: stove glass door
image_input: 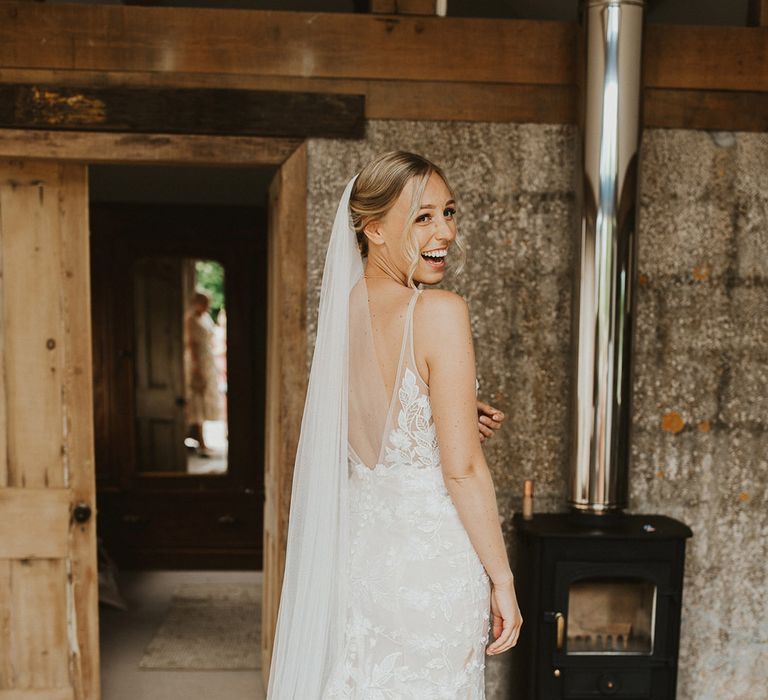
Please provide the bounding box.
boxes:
[566,578,656,655]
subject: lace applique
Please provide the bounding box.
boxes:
[384,367,440,472]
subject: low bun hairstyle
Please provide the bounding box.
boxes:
[349,150,466,287]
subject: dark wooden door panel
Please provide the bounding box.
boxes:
[133,256,187,472]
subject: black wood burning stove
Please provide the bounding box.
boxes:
[510,513,692,699]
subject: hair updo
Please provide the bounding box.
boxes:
[348,150,465,287]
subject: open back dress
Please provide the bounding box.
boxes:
[322,276,491,699]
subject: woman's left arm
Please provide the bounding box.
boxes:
[417,289,514,587]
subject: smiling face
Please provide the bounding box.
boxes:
[363,171,458,286]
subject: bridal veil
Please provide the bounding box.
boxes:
[266,174,362,698]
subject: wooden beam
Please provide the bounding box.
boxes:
[0,84,365,138]
[0,70,765,133]
[0,4,766,93]
[0,68,577,126]
[0,128,302,165]
[644,88,768,132]
[367,80,576,123]
[0,68,766,134]
[0,4,577,87]
[645,24,768,92]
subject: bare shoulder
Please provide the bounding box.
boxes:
[414,289,472,354]
[415,288,470,324]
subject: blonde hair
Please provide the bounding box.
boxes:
[349,150,466,287]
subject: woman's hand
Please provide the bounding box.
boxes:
[477,400,505,442]
[486,577,523,655]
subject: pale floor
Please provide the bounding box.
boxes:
[99,570,265,700]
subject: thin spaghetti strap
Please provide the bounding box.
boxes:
[405,287,421,321]
[372,287,426,466]
[389,289,422,401]
[399,289,421,366]
[406,288,426,385]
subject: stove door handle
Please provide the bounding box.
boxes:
[555,612,565,651]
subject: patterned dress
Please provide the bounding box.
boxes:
[323,280,491,699]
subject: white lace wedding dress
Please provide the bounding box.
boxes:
[322,278,491,699]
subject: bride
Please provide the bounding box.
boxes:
[267,151,522,698]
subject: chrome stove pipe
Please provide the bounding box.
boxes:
[568,0,645,513]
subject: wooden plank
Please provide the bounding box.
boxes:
[0,68,369,96]
[0,84,365,139]
[0,490,70,559]
[368,80,576,123]
[645,25,768,92]
[645,88,768,132]
[0,5,766,93]
[0,4,576,86]
[1,67,767,133]
[0,68,576,125]
[58,163,99,700]
[0,161,65,489]
[0,81,764,136]
[0,691,74,700]
[0,129,302,166]
[7,560,70,689]
[262,143,308,683]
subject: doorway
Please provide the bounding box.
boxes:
[0,133,307,700]
[90,164,273,699]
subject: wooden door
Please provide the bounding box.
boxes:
[133,257,187,473]
[0,161,99,699]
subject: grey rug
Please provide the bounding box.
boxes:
[140,583,261,670]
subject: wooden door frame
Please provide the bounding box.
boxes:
[0,129,309,692]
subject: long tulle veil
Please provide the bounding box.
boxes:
[266,174,362,698]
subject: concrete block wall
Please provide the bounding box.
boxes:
[631,130,768,700]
